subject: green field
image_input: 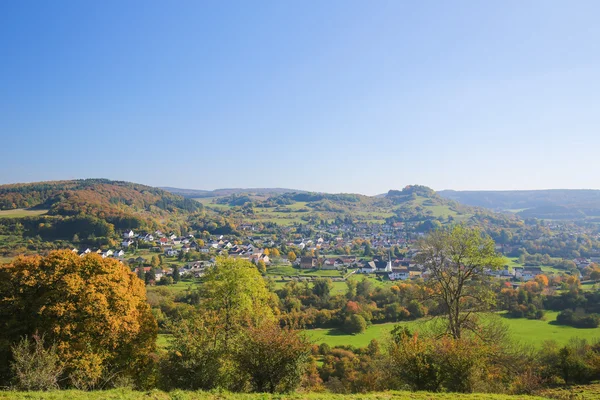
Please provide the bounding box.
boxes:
[306,311,600,349]
[147,280,200,296]
[266,265,344,277]
[0,208,48,218]
[499,257,566,275]
[0,389,550,399]
[157,333,171,349]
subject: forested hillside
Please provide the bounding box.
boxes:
[0,179,200,214]
[0,180,202,255]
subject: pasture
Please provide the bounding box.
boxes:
[306,311,600,349]
[0,208,47,218]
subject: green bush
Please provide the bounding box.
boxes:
[343,314,367,334]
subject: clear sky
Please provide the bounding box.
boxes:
[1,1,600,195]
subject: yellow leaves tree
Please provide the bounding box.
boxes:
[534,274,549,287]
[288,251,297,263]
[269,248,280,258]
[0,250,157,388]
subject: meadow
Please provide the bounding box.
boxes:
[0,208,47,218]
[306,311,600,349]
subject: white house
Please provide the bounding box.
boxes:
[164,248,179,257]
[123,230,134,239]
[322,259,338,270]
[357,261,377,274]
[101,249,114,258]
[122,239,134,248]
[389,268,410,281]
[516,267,543,281]
[141,234,154,242]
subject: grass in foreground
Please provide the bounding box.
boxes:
[0,389,549,399]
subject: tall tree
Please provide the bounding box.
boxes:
[0,251,157,387]
[172,266,181,282]
[415,225,503,339]
[200,257,274,347]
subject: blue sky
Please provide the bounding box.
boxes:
[1,1,600,195]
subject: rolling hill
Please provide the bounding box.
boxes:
[439,189,600,221]
[0,179,201,242]
[161,187,307,198]
[196,184,520,229]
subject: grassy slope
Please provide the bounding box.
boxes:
[0,209,48,218]
[0,389,548,399]
[306,311,600,349]
[193,190,484,227]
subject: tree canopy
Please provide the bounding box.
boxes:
[416,225,503,339]
[0,250,157,388]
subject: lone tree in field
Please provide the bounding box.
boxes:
[416,225,503,339]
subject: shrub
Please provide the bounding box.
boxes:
[235,323,311,393]
[159,314,226,391]
[407,300,427,319]
[319,343,331,355]
[556,310,600,328]
[10,334,63,391]
[343,314,367,334]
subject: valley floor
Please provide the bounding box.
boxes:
[306,311,600,348]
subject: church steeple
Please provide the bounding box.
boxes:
[385,249,392,272]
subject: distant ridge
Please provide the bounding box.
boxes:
[439,189,600,220]
[161,187,308,198]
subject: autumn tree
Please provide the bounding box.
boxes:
[416,225,503,339]
[534,274,549,287]
[270,248,281,258]
[235,323,311,393]
[288,251,297,263]
[0,250,157,388]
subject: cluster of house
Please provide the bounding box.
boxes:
[573,257,600,270]
[73,247,126,259]
[133,259,215,280]
[286,235,416,255]
[293,254,424,281]
[355,257,425,281]
[122,230,198,254]
[488,266,545,281]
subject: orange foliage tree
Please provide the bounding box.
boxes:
[0,250,157,388]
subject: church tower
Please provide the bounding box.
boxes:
[385,250,392,272]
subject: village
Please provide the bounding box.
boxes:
[66,222,600,287]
